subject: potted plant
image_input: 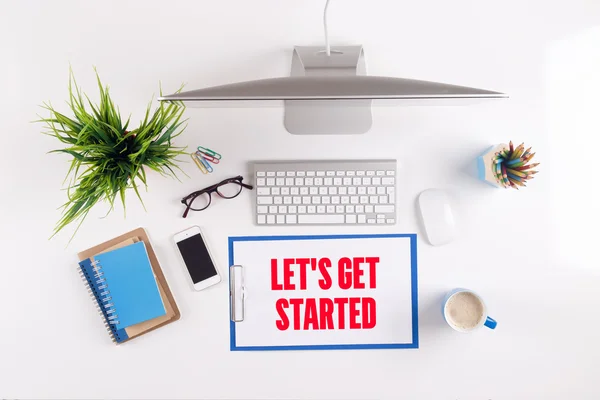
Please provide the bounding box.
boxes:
[38,69,187,240]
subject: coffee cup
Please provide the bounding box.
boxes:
[442,288,497,332]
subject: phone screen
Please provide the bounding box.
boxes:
[176,233,218,283]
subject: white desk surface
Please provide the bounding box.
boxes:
[1,0,600,399]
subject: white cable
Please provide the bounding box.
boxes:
[323,0,331,56]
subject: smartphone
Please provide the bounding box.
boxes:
[173,226,221,291]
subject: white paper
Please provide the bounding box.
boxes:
[230,235,417,350]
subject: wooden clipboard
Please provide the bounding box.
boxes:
[78,227,181,343]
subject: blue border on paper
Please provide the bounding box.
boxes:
[228,234,418,351]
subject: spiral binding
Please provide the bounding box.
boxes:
[78,259,121,343]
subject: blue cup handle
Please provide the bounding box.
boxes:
[484,316,497,329]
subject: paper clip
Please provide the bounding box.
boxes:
[196,150,219,164]
[197,146,222,160]
[191,153,208,174]
[197,153,214,173]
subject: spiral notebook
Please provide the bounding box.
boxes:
[78,234,170,343]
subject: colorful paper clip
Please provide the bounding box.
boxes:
[196,150,219,164]
[197,146,222,160]
[198,153,214,173]
[191,153,208,174]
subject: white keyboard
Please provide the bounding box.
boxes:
[253,160,397,225]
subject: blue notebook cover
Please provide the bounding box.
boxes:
[80,241,166,332]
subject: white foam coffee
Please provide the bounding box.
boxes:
[445,292,485,330]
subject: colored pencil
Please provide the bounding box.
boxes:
[508,177,525,187]
[490,141,539,189]
[514,163,539,171]
[509,141,514,152]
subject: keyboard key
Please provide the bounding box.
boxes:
[285,178,294,186]
[347,171,356,176]
[377,214,386,219]
[269,206,278,214]
[314,177,323,186]
[367,218,376,224]
[319,187,328,195]
[339,187,347,195]
[369,196,379,204]
[305,177,314,186]
[363,177,371,185]
[328,187,338,195]
[316,171,325,176]
[324,177,333,186]
[312,196,321,204]
[377,218,385,224]
[291,187,299,195]
[322,196,330,204]
[346,205,355,213]
[298,206,307,213]
[336,205,345,213]
[295,178,304,186]
[300,187,309,195]
[317,205,326,213]
[379,195,388,204]
[376,171,385,176]
[386,170,395,176]
[341,196,350,204]
[266,178,275,186]
[293,196,301,204]
[302,197,311,204]
[331,196,340,204]
[284,197,292,204]
[274,197,283,204]
[267,172,275,177]
[257,178,266,186]
[357,171,365,176]
[267,215,276,224]
[286,215,297,224]
[346,214,357,224]
[297,171,306,177]
[389,192,395,204]
[298,214,345,224]
[382,177,395,185]
[310,187,318,195]
[257,206,268,214]
[343,177,352,186]
[326,171,335,176]
[358,214,366,224]
[336,171,345,176]
[356,205,364,213]
[387,219,395,224]
[272,187,280,195]
[289,206,297,213]
[386,186,394,194]
[350,196,359,204]
[353,177,361,185]
[277,215,285,224]
[365,205,374,213]
[360,196,369,204]
[377,186,385,195]
[348,187,357,195]
[372,177,381,185]
[257,197,273,205]
[279,206,287,213]
[307,171,315,176]
[367,187,376,195]
[257,171,266,177]
[277,171,285,177]
[375,205,395,213]
[276,178,284,186]
[257,187,270,195]
[358,187,366,195]
[367,171,375,176]
[258,215,266,224]
[308,206,316,214]
[327,205,335,213]
[281,187,290,195]
[286,171,295,177]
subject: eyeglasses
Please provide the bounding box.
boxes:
[181,175,254,218]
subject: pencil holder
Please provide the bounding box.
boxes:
[477,142,539,189]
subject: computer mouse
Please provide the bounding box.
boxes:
[418,189,456,246]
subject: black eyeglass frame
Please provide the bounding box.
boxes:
[181,175,253,218]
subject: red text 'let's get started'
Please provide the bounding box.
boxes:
[271,257,379,331]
